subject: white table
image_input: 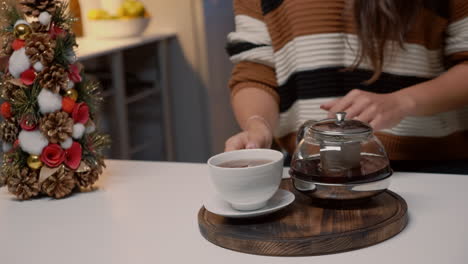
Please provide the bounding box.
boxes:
[0,160,467,263]
[77,31,176,160]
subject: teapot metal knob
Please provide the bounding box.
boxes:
[336,112,346,123]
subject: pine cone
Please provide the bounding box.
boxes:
[39,111,73,143]
[1,33,15,56]
[0,167,11,187]
[30,21,48,33]
[20,0,58,17]
[25,33,55,67]
[41,165,75,198]
[0,118,18,143]
[7,167,40,200]
[37,64,68,93]
[0,76,18,100]
[75,159,104,188]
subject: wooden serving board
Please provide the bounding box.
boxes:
[198,179,408,256]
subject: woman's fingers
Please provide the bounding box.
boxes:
[354,104,378,124]
[327,89,362,117]
[369,115,385,131]
[225,132,248,152]
[320,98,340,111]
[224,128,271,152]
[344,98,371,119]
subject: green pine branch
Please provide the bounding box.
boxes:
[53,33,78,67]
[79,132,111,168]
[3,147,28,172]
[77,79,104,117]
[10,82,41,122]
[51,1,76,29]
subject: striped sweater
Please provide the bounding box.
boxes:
[227,0,468,160]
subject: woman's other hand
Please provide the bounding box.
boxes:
[225,118,273,152]
[320,89,415,131]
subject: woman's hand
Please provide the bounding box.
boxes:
[320,89,415,131]
[225,118,273,152]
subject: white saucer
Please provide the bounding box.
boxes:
[203,189,295,218]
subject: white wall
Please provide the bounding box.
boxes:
[142,0,239,157]
[79,0,238,161]
[201,0,239,154]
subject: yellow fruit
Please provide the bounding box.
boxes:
[87,9,111,20]
[122,0,145,17]
[87,9,101,20]
[117,7,126,17]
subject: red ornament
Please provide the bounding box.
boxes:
[49,24,65,39]
[69,64,82,83]
[20,116,36,131]
[20,68,36,85]
[1,102,12,119]
[64,141,82,170]
[40,144,65,168]
[72,102,90,124]
[13,139,19,149]
[12,39,25,50]
[62,97,76,114]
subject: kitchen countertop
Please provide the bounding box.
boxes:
[0,160,466,263]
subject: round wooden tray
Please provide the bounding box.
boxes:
[198,179,408,256]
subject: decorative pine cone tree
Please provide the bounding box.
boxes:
[25,33,56,67]
[39,111,73,143]
[0,0,110,200]
[20,0,58,17]
[7,167,40,200]
[37,64,68,93]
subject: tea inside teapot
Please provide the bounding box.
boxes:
[290,112,392,184]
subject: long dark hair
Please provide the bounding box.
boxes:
[353,0,422,84]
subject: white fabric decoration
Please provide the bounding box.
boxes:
[66,79,74,90]
[9,48,30,78]
[72,123,85,139]
[38,89,62,114]
[38,12,51,26]
[14,20,29,27]
[85,122,96,134]
[60,137,73,149]
[33,61,44,72]
[19,130,48,155]
[2,142,12,152]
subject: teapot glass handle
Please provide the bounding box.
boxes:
[297,120,317,145]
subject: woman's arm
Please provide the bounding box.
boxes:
[320,64,468,130]
[397,63,468,116]
[225,88,279,151]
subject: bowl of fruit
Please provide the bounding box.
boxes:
[87,0,150,39]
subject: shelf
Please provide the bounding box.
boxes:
[126,87,159,105]
[130,139,159,156]
[76,30,176,61]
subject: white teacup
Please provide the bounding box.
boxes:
[207,149,284,211]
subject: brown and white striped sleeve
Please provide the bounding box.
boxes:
[445,0,468,65]
[227,0,279,103]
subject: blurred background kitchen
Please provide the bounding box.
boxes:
[73,0,237,162]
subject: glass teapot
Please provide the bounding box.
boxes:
[290,112,392,199]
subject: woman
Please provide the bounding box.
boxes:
[224,0,468,173]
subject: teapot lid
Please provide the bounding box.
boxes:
[312,112,372,136]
